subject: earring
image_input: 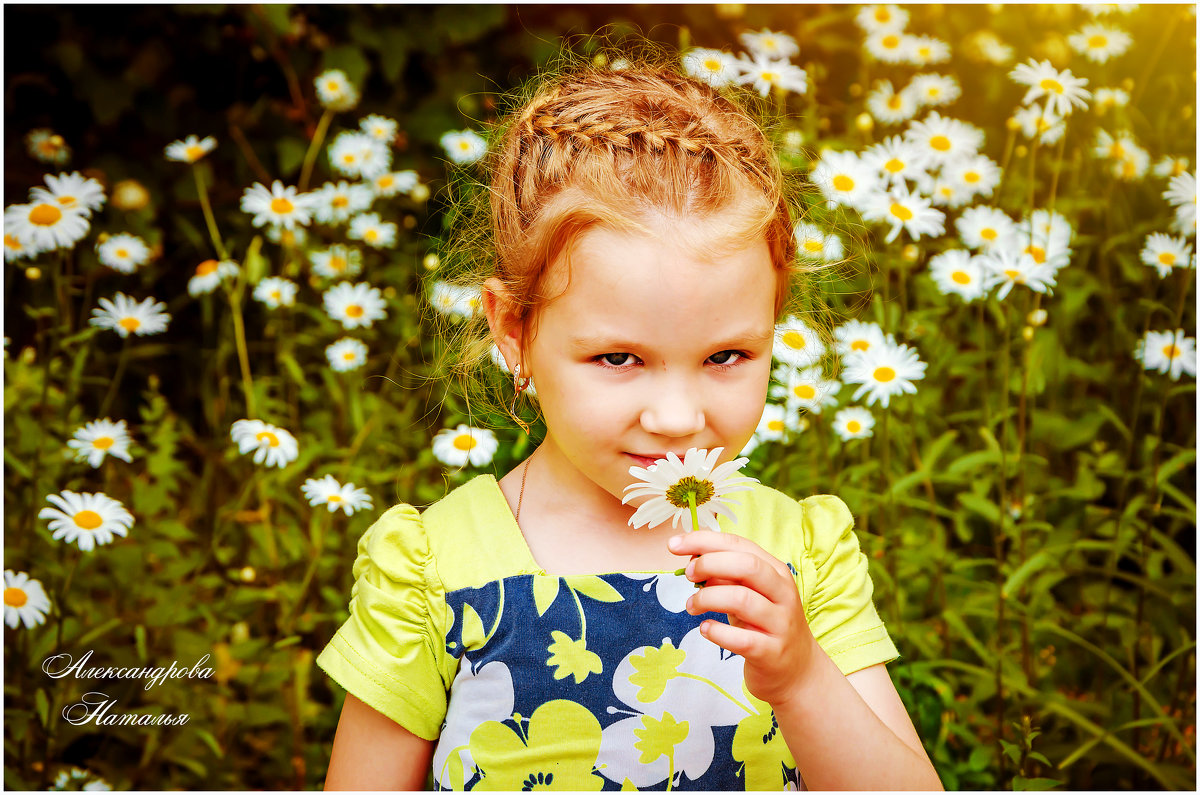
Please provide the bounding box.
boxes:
[509,363,532,434]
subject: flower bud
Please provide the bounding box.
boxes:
[239,566,255,583]
[1022,326,1035,341]
[423,253,440,271]
[855,113,874,133]
[112,179,150,211]
[902,244,920,262]
[1015,145,1028,158]
[410,183,430,203]
[1027,308,1048,326]
[25,266,41,280]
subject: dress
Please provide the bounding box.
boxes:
[316,475,898,791]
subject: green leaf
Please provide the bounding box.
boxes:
[1156,448,1196,486]
[569,575,623,603]
[321,45,370,88]
[533,576,560,617]
[1013,775,1062,790]
[460,603,486,649]
[243,235,267,283]
[1002,551,1056,598]
[958,492,1001,524]
[277,137,308,180]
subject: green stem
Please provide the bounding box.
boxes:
[687,491,699,534]
[226,282,257,419]
[97,337,131,419]
[193,166,228,260]
[299,109,334,192]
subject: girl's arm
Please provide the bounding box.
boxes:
[669,531,942,791]
[325,693,435,790]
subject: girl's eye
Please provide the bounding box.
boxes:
[708,350,745,367]
[597,352,640,368]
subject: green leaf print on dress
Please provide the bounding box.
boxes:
[731,692,798,791]
[546,631,604,684]
[468,699,606,791]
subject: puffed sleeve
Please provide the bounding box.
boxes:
[797,494,899,675]
[316,504,455,741]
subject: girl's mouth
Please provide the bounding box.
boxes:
[625,453,662,469]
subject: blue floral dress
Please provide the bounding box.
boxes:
[317,476,898,790]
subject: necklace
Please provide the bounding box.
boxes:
[515,457,531,523]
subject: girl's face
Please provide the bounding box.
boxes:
[495,214,777,512]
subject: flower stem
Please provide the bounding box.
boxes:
[299,109,333,192]
[226,281,257,419]
[97,337,131,419]
[687,491,699,533]
[193,165,228,260]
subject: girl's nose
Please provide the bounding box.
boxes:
[639,391,706,438]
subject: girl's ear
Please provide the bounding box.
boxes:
[483,277,525,373]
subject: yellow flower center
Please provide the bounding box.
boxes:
[794,384,817,399]
[365,229,379,242]
[927,87,940,98]
[1088,34,1108,49]
[4,587,27,607]
[851,339,870,352]
[846,420,862,433]
[1163,344,1181,359]
[458,140,472,151]
[29,203,62,226]
[704,58,722,71]
[342,153,356,163]
[882,34,900,49]
[918,46,932,59]
[92,437,114,450]
[875,7,891,21]
[929,135,952,152]
[330,256,346,271]
[781,330,807,349]
[255,431,280,447]
[760,70,779,84]
[326,79,340,92]
[115,248,129,259]
[1040,78,1064,94]
[327,494,343,503]
[271,290,281,301]
[343,351,356,361]
[873,366,896,382]
[346,304,364,318]
[940,186,953,198]
[377,175,394,188]
[1025,245,1046,264]
[885,158,904,173]
[185,145,205,161]
[1004,269,1025,282]
[119,317,141,332]
[890,202,914,221]
[57,195,78,207]
[980,227,998,241]
[196,259,218,276]
[952,271,972,285]
[5,234,22,250]
[832,174,855,192]
[767,419,786,432]
[453,434,478,451]
[803,238,823,253]
[332,196,349,208]
[665,476,716,509]
[887,95,902,110]
[74,510,103,530]
[270,197,294,215]
[964,171,981,183]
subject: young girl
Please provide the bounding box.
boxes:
[318,63,941,791]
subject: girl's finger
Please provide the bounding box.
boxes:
[686,584,780,634]
[687,551,796,605]
[669,531,791,579]
[697,618,768,658]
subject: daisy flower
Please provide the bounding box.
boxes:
[39,490,134,552]
[906,35,951,66]
[95,233,150,274]
[841,338,927,408]
[301,475,374,516]
[681,48,740,88]
[327,131,390,180]
[864,135,926,189]
[1135,329,1196,380]
[360,114,399,143]
[855,4,909,33]
[67,418,134,468]
[966,31,1014,65]
[26,129,71,165]
[31,172,106,217]
[922,175,973,210]
[323,281,387,329]
[810,150,879,211]
[187,259,239,297]
[240,181,317,231]
[431,424,499,468]
[326,337,368,372]
[770,364,840,414]
[980,247,1057,300]
[310,245,363,279]
[1082,3,1138,13]
[1140,233,1194,278]
[1013,105,1066,146]
[773,315,825,369]
[1093,131,1149,181]
[89,293,170,338]
[862,184,945,244]
[431,280,482,318]
[747,403,806,451]
[4,228,38,262]
[1164,172,1196,234]
[865,80,919,126]
[3,571,51,629]
[740,29,800,61]
[4,201,89,252]
[944,154,1002,201]
[904,112,984,169]
[864,30,912,64]
[1014,209,1074,272]
[908,73,960,108]
[1009,59,1091,117]
[929,249,989,301]
[735,55,808,97]
[314,181,374,225]
[266,224,307,248]
[623,447,758,532]
[832,407,875,441]
[371,170,419,198]
[1153,156,1190,179]
[252,276,298,309]
[1092,87,1130,114]
[315,69,359,112]
[794,221,845,262]
[835,320,887,359]
[230,419,299,468]
[440,130,488,166]
[164,135,216,164]
[1068,23,1132,63]
[347,212,398,249]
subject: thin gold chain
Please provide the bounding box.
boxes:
[515,457,531,523]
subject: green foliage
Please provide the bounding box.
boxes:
[3,3,1196,791]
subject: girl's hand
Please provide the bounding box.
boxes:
[668,530,819,708]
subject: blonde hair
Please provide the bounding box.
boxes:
[434,53,827,427]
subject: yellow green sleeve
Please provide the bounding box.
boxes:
[798,495,900,675]
[316,504,455,741]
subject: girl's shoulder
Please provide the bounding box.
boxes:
[732,483,861,565]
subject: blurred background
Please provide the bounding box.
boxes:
[4,4,1195,790]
